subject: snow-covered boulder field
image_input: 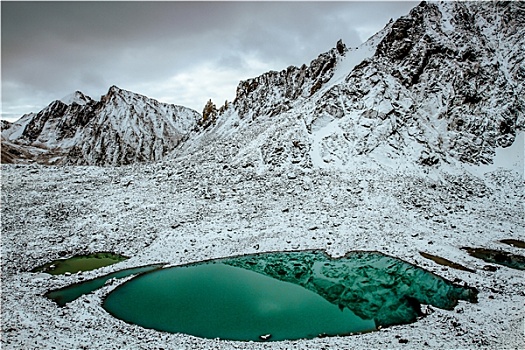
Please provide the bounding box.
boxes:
[1,150,523,348]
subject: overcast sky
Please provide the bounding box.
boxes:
[1,1,418,122]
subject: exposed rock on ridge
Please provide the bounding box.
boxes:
[3,2,523,170]
[314,1,524,166]
[233,40,347,120]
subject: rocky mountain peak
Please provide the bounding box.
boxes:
[101,85,132,104]
[3,1,523,171]
[191,1,523,173]
[100,85,165,110]
[300,0,524,168]
[232,40,348,120]
[17,97,90,144]
[336,39,347,56]
[2,85,200,165]
[60,91,93,106]
[108,84,121,93]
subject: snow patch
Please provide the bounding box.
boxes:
[436,2,455,33]
[310,118,345,168]
[60,91,93,105]
[328,38,379,87]
[2,113,34,140]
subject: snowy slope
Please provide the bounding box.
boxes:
[59,91,93,106]
[1,150,523,349]
[1,113,35,141]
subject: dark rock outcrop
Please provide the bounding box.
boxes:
[191,2,523,172]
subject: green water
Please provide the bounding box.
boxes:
[49,250,477,341]
[103,263,376,341]
[463,247,525,270]
[221,251,478,328]
[46,264,164,306]
[32,252,128,275]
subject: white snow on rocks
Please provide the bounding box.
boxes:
[1,155,524,349]
[465,131,524,179]
[1,86,201,166]
[59,91,93,106]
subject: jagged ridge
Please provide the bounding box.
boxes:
[3,1,523,170]
[233,40,347,120]
[191,1,524,172]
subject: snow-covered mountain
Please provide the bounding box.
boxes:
[2,2,522,170]
[1,86,200,165]
[178,1,523,174]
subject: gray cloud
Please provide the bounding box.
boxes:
[1,1,418,121]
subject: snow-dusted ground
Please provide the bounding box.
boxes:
[1,150,523,349]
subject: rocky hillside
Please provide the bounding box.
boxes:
[1,86,200,166]
[181,1,524,173]
[233,40,348,120]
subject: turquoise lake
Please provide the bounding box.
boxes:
[100,250,478,341]
[45,250,478,341]
[103,263,376,341]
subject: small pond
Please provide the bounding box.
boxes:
[101,250,477,342]
[462,247,525,270]
[419,252,475,273]
[32,252,128,275]
[46,264,165,306]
